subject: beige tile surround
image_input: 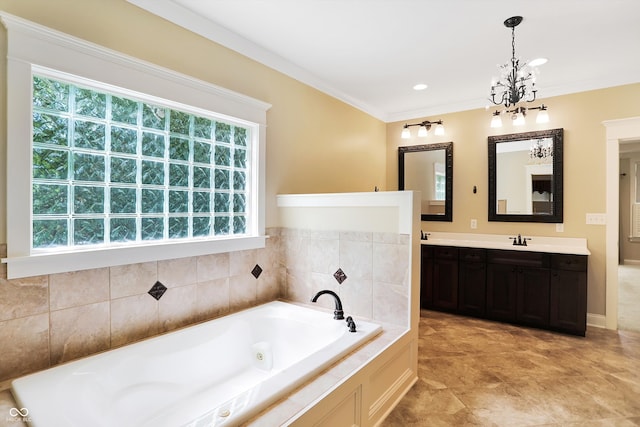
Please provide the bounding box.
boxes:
[280,229,410,325]
[0,231,282,384]
[0,228,410,389]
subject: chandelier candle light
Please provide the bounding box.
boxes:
[489,16,549,128]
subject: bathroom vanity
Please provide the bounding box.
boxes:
[421,232,590,336]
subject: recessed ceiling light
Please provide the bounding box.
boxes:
[413,83,428,91]
[528,57,548,67]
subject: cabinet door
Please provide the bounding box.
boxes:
[486,263,517,321]
[516,267,550,327]
[458,261,486,316]
[432,258,458,311]
[420,246,434,309]
[550,269,587,335]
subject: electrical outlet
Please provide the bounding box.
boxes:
[470,219,477,229]
[586,213,606,225]
[556,223,564,232]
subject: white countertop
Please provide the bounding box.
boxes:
[421,232,590,255]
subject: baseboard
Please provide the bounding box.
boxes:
[622,259,640,265]
[587,313,607,329]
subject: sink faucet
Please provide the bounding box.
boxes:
[510,234,531,246]
[311,290,344,320]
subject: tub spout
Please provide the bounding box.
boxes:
[311,290,344,320]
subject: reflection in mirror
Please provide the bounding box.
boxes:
[488,128,563,223]
[399,142,453,221]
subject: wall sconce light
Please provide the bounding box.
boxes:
[490,104,549,128]
[490,111,503,128]
[400,120,445,139]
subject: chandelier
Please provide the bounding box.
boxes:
[529,138,553,161]
[489,16,549,128]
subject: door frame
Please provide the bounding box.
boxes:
[604,116,640,330]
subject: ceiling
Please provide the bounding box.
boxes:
[128,0,640,123]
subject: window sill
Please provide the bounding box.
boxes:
[2,236,266,279]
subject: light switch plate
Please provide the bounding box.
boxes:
[586,213,606,225]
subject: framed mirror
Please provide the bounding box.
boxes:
[399,142,453,221]
[488,128,563,223]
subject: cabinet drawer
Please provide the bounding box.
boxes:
[460,248,486,263]
[551,254,587,271]
[487,249,549,268]
[435,246,458,260]
[422,245,434,259]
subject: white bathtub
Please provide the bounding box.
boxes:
[11,300,382,427]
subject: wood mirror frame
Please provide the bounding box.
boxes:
[488,128,563,223]
[398,142,453,222]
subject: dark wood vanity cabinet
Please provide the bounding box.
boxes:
[485,262,518,322]
[431,247,459,311]
[486,250,550,328]
[549,254,588,334]
[420,246,434,308]
[421,245,587,336]
[458,248,487,317]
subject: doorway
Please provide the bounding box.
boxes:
[618,142,640,331]
[604,117,640,331]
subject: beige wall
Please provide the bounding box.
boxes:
[0,0,387,241]
[387,83,640,315]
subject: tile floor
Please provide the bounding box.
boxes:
[382,310,640,426]
[618,264,640,333]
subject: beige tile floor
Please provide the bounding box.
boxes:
[382,310,640,427]
[619,264,640,333]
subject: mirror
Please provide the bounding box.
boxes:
[488,128,563,223]
[398,142,453,221]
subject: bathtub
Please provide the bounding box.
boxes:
[11,300,382,427]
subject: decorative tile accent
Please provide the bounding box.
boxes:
[148,281,167,300]
[334,268,347,284]
[251,264,263,279]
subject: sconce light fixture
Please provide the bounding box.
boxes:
[490,105,549,128]
[488,16,549,128]
[400,120,445,139]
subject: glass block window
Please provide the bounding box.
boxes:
[31,75,251,250]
